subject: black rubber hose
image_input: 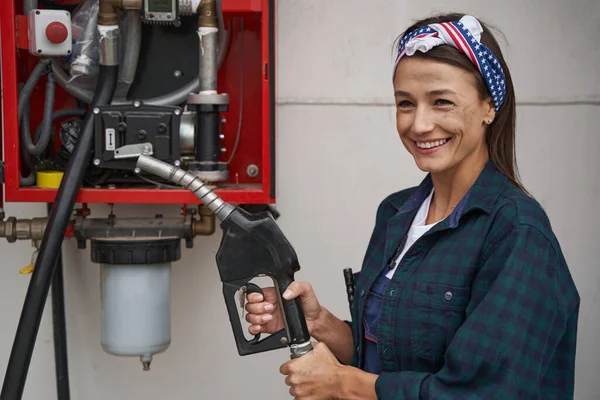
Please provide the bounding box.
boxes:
[48,202,71,400]
[19,108,37,187]
[18,59,51,154]
[20,68,56,156]
[0,64,119,400]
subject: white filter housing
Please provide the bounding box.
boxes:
[101,262,171,368]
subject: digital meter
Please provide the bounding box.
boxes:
[143,0,178,24]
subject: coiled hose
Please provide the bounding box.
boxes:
[17,59,56,186]
[0,64,119,400]
[18,62,55,156]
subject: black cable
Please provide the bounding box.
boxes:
[0,64,119,400]
[47,202,71,400]
[38,0,78,11]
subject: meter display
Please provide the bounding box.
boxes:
[144,0,178,23]
[148,0,173,12]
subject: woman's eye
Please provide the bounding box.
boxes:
[434,99,454,106]
[397,100,413,108]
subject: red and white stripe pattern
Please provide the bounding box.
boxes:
[393,15,507,111]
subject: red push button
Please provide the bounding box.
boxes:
[45,22,68,44]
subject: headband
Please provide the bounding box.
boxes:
[393,15,506,111]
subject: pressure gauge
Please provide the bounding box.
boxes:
[143,0,178,24]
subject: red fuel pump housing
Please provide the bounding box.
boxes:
[0,0,276,206]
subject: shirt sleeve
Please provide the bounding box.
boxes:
[374,223,579,400]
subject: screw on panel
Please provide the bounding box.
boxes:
[246,164,259,177]
[134,167,141,174]
[133,100,141,107]
[93,108,100,114]
[174,109,182,116]
[174,160,181,167]
[93,159,100,166]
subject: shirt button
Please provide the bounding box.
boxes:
[360,289,366,297]
[389,289,396,297]
[444,291,454,301]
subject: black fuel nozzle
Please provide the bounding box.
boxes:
[134,155,313,359]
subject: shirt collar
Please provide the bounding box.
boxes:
[390,160,508,228]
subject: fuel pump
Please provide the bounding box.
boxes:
[0,0,280,398]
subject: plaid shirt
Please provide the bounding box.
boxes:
[348,160,580,399]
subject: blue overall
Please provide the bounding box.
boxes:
[363,270,391,374]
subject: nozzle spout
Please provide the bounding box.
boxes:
[135,155,234,221]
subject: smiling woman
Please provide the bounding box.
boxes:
[244,12,580,400]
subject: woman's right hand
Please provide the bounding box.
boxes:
[245,281,323,336]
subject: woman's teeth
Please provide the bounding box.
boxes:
[416,138,449,149]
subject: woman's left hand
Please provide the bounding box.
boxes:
[279,342,344,399]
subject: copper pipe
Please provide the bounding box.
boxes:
[193,205,216,236]
[99,0,142,25]
[0,217,50,243]
[98,0,118,25]
[110,0,142,10]
[198,0,218,28]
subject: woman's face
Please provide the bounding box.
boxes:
[393,57,495,175]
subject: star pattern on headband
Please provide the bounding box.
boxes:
[395,19,507,111]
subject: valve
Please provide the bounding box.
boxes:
[19,241,41,275]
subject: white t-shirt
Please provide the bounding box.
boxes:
[385,189,440,279]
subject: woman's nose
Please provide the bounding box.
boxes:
[411,107,435,135]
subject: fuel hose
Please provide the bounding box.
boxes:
[0,63,119,400]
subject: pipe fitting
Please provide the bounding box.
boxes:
[198,0,218,28]
[0,217,49,243]
[193,206,216,236]
[110,0,142,11]
[99,0,119,26]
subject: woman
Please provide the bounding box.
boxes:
[245,13,580,399]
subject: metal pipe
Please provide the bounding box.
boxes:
[98,0,118,26]
[0,217,48,243]
[198,0,218,92]
[136,155,234,221]
[108,0,142,10]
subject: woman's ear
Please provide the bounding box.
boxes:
[484,97,496,125]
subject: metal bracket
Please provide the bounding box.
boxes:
[113,143,153,160]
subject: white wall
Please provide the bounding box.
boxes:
[1,1,599,399]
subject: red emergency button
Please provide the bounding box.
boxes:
[45,22,68,44]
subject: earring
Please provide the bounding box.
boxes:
[488,119,493,124]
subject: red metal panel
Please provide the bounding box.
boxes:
[1,0,275,205]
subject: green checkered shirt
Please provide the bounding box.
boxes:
[348,160,580,399]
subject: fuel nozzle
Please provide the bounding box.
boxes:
[134,155,313,359]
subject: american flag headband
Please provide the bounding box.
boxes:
[393,15,507,112]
